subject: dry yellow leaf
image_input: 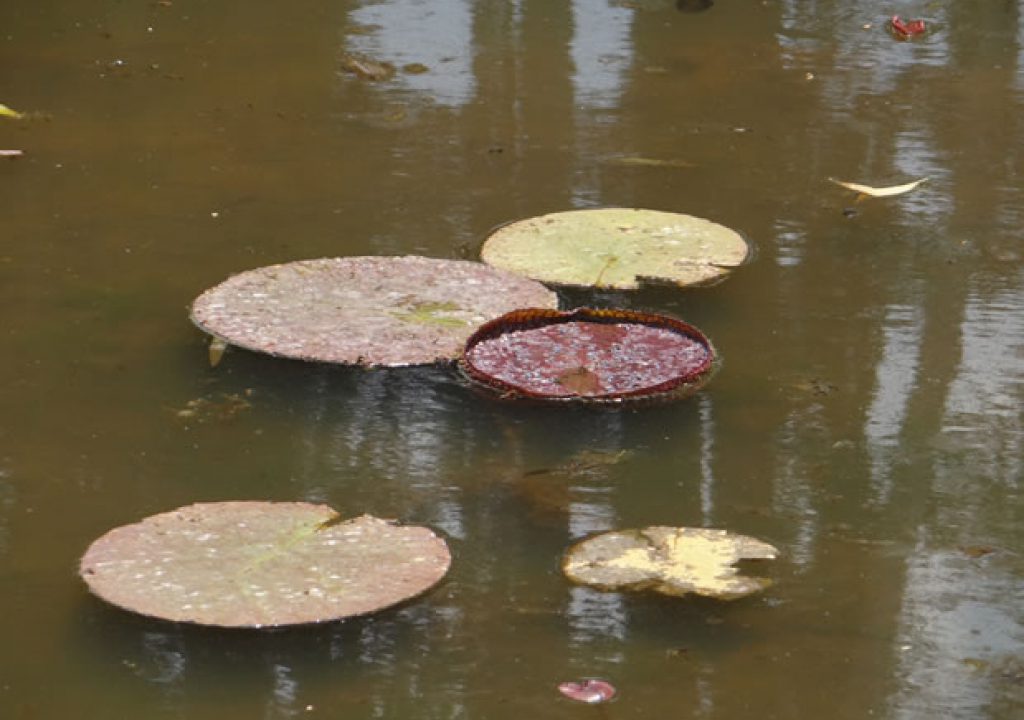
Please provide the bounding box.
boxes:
[828,177,928,198]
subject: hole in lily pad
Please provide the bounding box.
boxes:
[458,307,718,405]
[190,256,557,367]
[79,502,451,628]
[563,526,778,600]
[480,208,750,290]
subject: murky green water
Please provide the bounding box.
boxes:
[2,1,1022,718]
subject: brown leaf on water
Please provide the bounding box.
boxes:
[960,544,997,559]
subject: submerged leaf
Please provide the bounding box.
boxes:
[208,337,229,367]
[563,526,778,600]
[480,208,749,289]
[828,177,928,198]
[79,503,451,627]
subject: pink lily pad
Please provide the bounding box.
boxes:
[79,502,451,628]
[190,256,557,367]
[558,679,617,704]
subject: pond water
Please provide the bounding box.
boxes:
[1,1,1022,718]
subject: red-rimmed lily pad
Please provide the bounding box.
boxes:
[190,256,558,367]
[563,526,778,600]
[480,208,749,289]
[79,502,451,628]
[458,307,718,404]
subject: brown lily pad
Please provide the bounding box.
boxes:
[79,502,451,628]
[190,256,557,366]
[480,208,749,289]
[563,526,777,600]
[458,307,718,404]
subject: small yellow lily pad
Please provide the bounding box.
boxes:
[480,208,749,290]
[563,526,778,600]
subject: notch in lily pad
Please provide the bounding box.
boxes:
[190,256,557,367]
[79,502,451,628]
[458,307,718,405]
[563,527,778,600]
[480,208,750,290]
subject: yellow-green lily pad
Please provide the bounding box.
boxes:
[563,526,777,600]
[79,503,451,628]
[480,208,749,290]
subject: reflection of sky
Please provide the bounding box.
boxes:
[889,127,950,224]
[891,536,1024,719]
[773,408,823,569]
[571,0,633,109]
[777,1,951,100]
[347,0,476,107]
[865,302,923,505]
[941,277,1024,484]
[567,489,627,644]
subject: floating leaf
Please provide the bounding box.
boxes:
[828,177,928,198]
[459,307,718,405]
[0,103,23,120]
[190,256,557,367]
[890,16,926,38]
[563,526,778,600]
[480,208,749,290]
[79,503,451,627]
[558,679,617,704]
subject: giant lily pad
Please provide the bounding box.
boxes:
[563,527,777,600]
[480,208,749,289]
[190,256,558,366]
[79,503,451,628]
[459,307,718,404]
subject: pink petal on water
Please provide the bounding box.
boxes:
[558,679,617,704]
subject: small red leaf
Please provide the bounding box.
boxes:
[890,15,926,38]
[558,679,617,704]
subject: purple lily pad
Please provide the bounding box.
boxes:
[79,503,451,628]
[190,256,557,367]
